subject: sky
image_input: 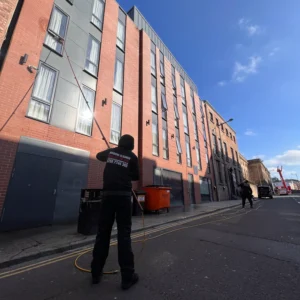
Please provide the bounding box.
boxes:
[118,0,300,180]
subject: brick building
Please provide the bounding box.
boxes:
[248,159,272,187]
[0,0,217,230]
[203,100,241,201]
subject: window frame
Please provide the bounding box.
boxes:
[44,5,69,56]
[84,34,101,77]
[151,50,156,76]
[75,85,96,136]
[116,19,126,50]
[209,112,214,123]
[152,112,159,156]
[91,0,105,30]
[151,80,158,113]
[185,134,192,167]
[110,101,122,144]
[27,62,58,123]
[162,119,169,159]
[113,58,124,93]
[183,105,189,134]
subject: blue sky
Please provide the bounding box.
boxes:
[118,0,300,180]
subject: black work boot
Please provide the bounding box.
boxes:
[91,272,103,284]
[122,273,139,290]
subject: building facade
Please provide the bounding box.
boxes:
[248,159,272,187]
[0,0,225,231]
[203,100,241,201]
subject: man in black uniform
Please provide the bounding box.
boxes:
[91,134,139,290]
[239,180,253,208]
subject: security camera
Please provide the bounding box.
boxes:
[27,65,39,73]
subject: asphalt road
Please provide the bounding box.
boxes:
[1,196,300,300]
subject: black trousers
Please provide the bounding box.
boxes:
[242,195,253,207]
[91,193,134,280]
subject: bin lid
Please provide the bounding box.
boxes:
[144,185,171,189]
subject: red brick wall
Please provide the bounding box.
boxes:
[0,0,18,48]
[0,0,140,213]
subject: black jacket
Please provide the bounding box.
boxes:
[96,135,139,191]
[240,182,253,197]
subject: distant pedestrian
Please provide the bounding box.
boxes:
[91,134,139,290]
[239,180,253,208]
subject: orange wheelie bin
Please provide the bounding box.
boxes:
[143,185,171,213]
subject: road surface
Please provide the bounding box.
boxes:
[1,196,300,300]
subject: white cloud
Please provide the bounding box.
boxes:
[268,167,297,179]
[244,129,256,136]
[218,81,227,87]
[252,154,265,160]
[269,47,280,56]
[264,150,300,167]
[238,18,262,36]
[232,56,262,83]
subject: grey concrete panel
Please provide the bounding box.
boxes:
[50,100,77,132]
[67,21,89,50]
[55,77,80,109]
[65,38,86,69]
[18,136,90,164]
[81,71,97,91]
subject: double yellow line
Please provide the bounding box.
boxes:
[0,205,259,280]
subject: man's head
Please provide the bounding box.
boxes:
[118,134,134,151]
[244,180,249,184]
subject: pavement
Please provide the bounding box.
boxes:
[1,195,300,300]
[0,200,243,269]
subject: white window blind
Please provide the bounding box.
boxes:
[151,51,156,75]
[183,108,188,134]
[161,93,168,111]
[176,137,182,154]
[152,113,158,155]
[92,0,104,29]
[110,103,122,144]
[114,60,124,92]
[186,139,191,167]
[45,7,68,54]
[117,21,125,50]
[28,64,57,122]
[85,36,100,76]
[151,84,157,112]
[76,86,95,136]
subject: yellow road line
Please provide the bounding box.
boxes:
[0,205,257,279]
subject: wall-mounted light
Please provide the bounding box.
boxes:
[192,146,196,150]
[102,98,107,106]
[19,54,28,65]
[27,65,38,73]
[146,120,150,126]
[171,134,174,139]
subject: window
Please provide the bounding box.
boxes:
[185,135,192,167]
[216,118,219,126]
[226,128,229,136]
[180,77,186,104]
[116,20,125,50]
[190,90,195,114]
[151,43,156,76]
[205,147,211,174]
[76,86,95,136]
[223,164,228,184]
[114,59,124,92]
[219,138,223,156]
[160,56,165,77]
[221,123,224,131]
[209,112,214,122]
[230,132,232,139]
[162,120,169,159]
[231,147,235,164]
[152,113,159,156]
[172,65,176,95]
[183,105,189,134]
[212,134,218,153]
[151,78,157,112]
[28,64,57,122]
[196,141,202,170]
[233,136,236,143]
[175,128,182,164]
[173,97,179,120]
[217,160,223,183]
[44,6,68,55]
[193,115,198,141]
[161,92,168,112]
[85,35,100,76]
[235,151,239,164]
[110,102,122,144]
[223,142,228,160]
[91,0,105,30]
